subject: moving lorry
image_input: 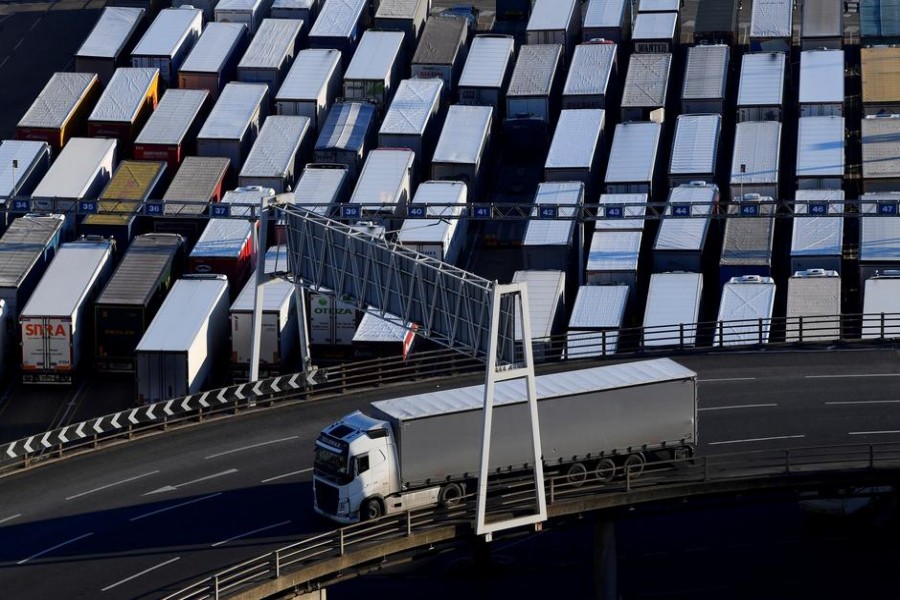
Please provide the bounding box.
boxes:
[20,237,115,384]
[378,78,443,176]
[215,0,268,35]
[238,115,312,193]
[0,141,52,200]
[94,233,184,371]
[430,105,492,199]
[313,357,699,522]
[81,160,167,248]
[308,0,368,68]
[16,72,101,152]
[154,156,230,247]
[342,30,405,114]
[396,180,468,264]
[562,41,617,111]
[130,7,203,88]
[237,19,305,97]
[275,49,344,134]
[526,0,580,64]
[410,15,469,97]
[135,274,230,403]
[565,284,628,358]
[178,23,249,102]
[374,0,429,57]
[196,82,269,174]
[315,101,377,182]
[87,67,160,158]
[134,88,210,173]
[75,7,147,86]
[504,44,564,154]
[457,34,516,118]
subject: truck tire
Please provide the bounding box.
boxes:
[565,462,588,487]
[438,482,464,508]
[623,453,646,479]
[593,458,617,483]
[361,498,384,521]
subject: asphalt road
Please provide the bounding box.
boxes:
[1,349,900,598]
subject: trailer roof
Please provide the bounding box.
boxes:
[799,50,845,104]
[786,271,841,319]
[309,0,367,39]
[523,182,582,247]
[595,193,648,230]
[432,105,492,165]
[376,0,424,18]
[632,12,677,40]
[216,0,265,11]
[345,31,404,82]
[864,277,900,319]
[21,239,111,318]
[670,114,721,176]
[221,185,274,216]
[655,185,716,251]
[512,269,565,340]
[750,0,793,38]
[277,49,342,101]
[507,44,562,97]
[412,15,467,65]
[694,0,738,35]
[379,78,442,135]
[397,181,465,244]
[232,276,293,311]
[239,19,303,70]
[180,22,247,74]
[0,140,49,197]
[568,285,628,329]
[18,72,98,130]
[545,109,605,170]
[32,137,116,199]
[162,156,230,211]
[527,0,577,32]
[717,278,776,336]
[861,47,900,103]
[97,233,182,306]
[720,205,775,267]
[731,121,781,184]
[0,214,65,288]
[861,0,900,40]
[292,165,347,212]
[137,276,228,351]
[643,272,703,346]
[99,160,165,201]
[317,102,376,151]
[272,0,314,9]
[584,0,627,29]
[89,68,158,123]
[862,116,900,178]
[682,45,728,100]
[77,7,145,59]
[459,35,515,89]
[353,308,411,342]
[588,230,642,271]
[197,82,267,141]
[791,191,844,258]
[372,358,695,420]
[605,121,661,184]
[802,0,842,38]
[349,149,414,206]
[737,52,785,107]
[563,43,616,97]
[860,196,900,261]
[796,116,844,178]
[622,53,671,107]
[132,7,202,58]
[192,218,252,258]
[135,89,208,147]
[240,115,310,179]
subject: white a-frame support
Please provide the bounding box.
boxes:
[475,282,547,540]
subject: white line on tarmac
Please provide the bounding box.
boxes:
[28,16,41,32]
[129,493,222,522]
[805,373,900,379]
[211,520,292,547]
[826,400,900,405]
[17,532,93,564]
[66,471,160,500]
[0,514,21,525]
[699,403,777,412]
[205,436,298,460]
[13,38,24,51]
[698,377,757,383]
[261,468,312,483]
[101,557,180,592]
[848,430,900,436]
[143,469,238,495]
[708,434,805,446]
[0,56,8,71]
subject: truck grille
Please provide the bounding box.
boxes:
[314,480,339,514]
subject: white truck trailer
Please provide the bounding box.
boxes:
[374,0,429,57]
[714,275,776,347]
[544,109,605,199]
[562,41,617,111]
[76,7,146,86]
[178,23,249,102]
[430,104,492,198]
[342,30,405,114]
[196,82,269,174]
[237,19,305,97]
[0,141,52,199]
[565,284,628,358]
[526,0,581,63]
[313,357,699,522]
[785,269,842,343]
[378,78,443,173]
[315,101,377,181]
[457,34,515,117]
[20,238,114,384]
[276,49,343,134]
[410,15,469,98]
[643,272,704,348]
[346,148,415,230]
[396,180,468,264]
[130,7,203,88]
[512,269,566,362]
[238,115,312,193]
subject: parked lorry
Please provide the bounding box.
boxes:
[238,115,312,193]
[378,78,443,175]
[94,233,184,371]
[196,81,269,174]
[430,105,492,199]
[351,307,417,361]
[526,0,580,63]
[130,7,203,88]
[178,23,249,102]
[410,15,469,97]
[396,180,468,264]
[374,0,429,58]
[308,0,368,68]
[315,101,378,182]
[504,44,563,154]
[342,30,405,114]
[154,156,230,247]
[457,34,515,118]
[134,88,209,173]
[276,49,344,134]
[20,237,115,384]
[0,141,52,201]
[313,357,698,522]
[87,67,159,158]
[16,72,101,152]
[75,7,147,86]
[214,0,268,35]
[237,19,305,97]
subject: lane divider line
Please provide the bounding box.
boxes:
[261,468,313,483]
[708,434,805,446]
[848,430,900,436]
[826,400,900,405]
[204,436,299,460]
[17,532,93,565]
[129,493,222,522]
[101,556,181,592]
[211,520,292,548]
[0,513,21,525]
[698,377,757,382]
[66,471,160,501]
[805,373,900,379]
[699,403,778,412]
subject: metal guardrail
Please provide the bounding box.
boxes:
[2,311,899,474]
[162,442,900,600]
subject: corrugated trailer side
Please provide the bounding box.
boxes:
[16,73,101,152]
[315,101,378,181]
[94,233,184,371]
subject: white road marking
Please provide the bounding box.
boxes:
[129,492,222,522]
[143,469,237,495]
[708,434,805,446]
[0,514,21,525]
[261,468,313,483]
[699,403,777,412]
[698,377,757,383]
[100,556,181,592]
[805,373,900,379]
[66,471,160,501]
[17,532,93,564]
[0,56,8,71]
[848,430,900,436]
[211,520,292,547]
[826,400,900,405]
[28,17,41,32]
[204,436,298,460]
[13,38,23,51]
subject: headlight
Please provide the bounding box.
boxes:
[338,499,350,515]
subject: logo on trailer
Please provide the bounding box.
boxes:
[24,323,67,337]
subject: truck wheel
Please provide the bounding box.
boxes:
[439,482,464,508]
[361,498,384,521]
[565,462,588,487]
[623,454,646,479]
[593,458,617,484]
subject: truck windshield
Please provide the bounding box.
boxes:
[314,444,349,482]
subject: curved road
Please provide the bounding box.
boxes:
[2,349,900,599]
